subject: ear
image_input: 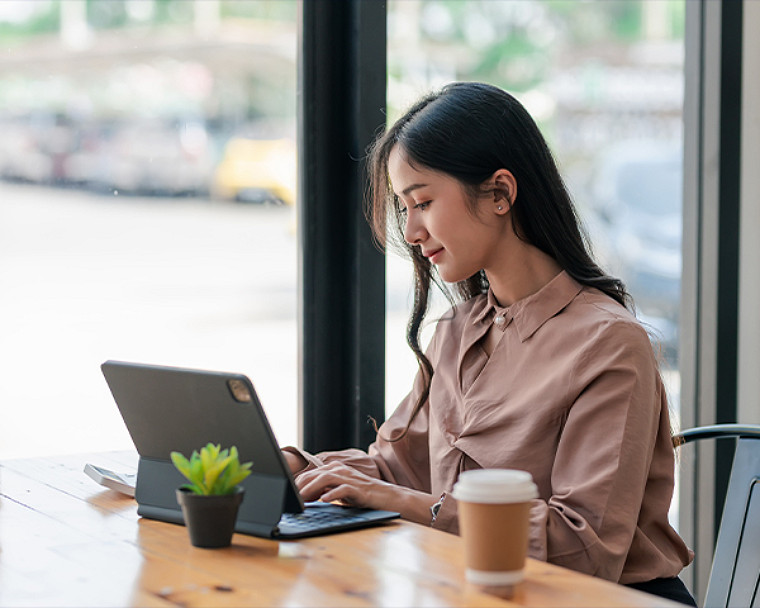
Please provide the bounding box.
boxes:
[489,169,517,214]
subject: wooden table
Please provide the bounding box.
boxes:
[0,452,679,607]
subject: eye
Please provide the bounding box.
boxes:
[414,201,431,211]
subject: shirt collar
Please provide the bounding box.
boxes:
[472,271,583,342]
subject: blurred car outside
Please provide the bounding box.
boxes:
[0,113,77,185]
[587,139,682,366]
[211,137,296,205]
[81,118,213,197]
[60,119,121,189]
[0,114,213,197]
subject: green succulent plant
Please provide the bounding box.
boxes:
[170,443,253,496]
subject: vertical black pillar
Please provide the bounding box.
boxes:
[713,0,742,534]
[297,1,387,452]
[682,0,743,599]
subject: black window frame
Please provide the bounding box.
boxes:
[297,0,387,453]
[297,3,748,604]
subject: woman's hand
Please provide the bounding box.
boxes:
[296,461,392,508]
[282,450,308,475]
[294,461,433,525]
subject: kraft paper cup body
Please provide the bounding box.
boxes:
[452,469,538,587]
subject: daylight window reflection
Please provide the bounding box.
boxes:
[0,0,298,459]
[386,0,684,404]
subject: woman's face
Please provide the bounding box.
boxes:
[388,145,505,284]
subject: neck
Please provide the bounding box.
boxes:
[485,240,562,307]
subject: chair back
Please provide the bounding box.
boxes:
[674,424,760,608]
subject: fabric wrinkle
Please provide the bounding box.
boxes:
[289,270,693,585]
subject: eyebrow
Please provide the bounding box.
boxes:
[401,183,428,196]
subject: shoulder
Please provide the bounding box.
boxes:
[572,288,646,335]
[565,288,655,366]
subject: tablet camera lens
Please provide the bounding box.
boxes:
[227,379,253,403]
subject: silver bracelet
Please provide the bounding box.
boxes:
[430,493,446,526]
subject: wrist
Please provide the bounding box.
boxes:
[282,449,308,475]
[429,493,447,526]
[390,486,442,526]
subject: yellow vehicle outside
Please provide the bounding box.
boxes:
[212,138,296,205]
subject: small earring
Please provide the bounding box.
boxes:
[497,205,504,211]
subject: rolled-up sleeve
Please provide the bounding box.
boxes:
[285,361,433,493]
[286,274,692,583]
[528,320,663,581]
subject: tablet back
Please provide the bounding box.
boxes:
[100,360,303,535]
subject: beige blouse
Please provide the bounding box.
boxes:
[289,271,694,584]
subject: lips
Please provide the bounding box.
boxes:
[424,248,444,263]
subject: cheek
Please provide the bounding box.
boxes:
[432,207,466,236]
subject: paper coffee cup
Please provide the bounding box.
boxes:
[452,469,538,586]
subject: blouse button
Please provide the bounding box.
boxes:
[494,314,506,326]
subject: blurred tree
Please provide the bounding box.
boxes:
[221,0,296,21]
[0,0,297,39]
[401,0,684,92]
[0,2,58,43]
[87,0,129,29]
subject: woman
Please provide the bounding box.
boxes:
[283,82,695,605]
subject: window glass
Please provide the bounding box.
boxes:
[0,0,298,459]
[386,0,684,520]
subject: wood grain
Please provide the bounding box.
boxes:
[0,452,680,607]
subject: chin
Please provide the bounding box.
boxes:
[436,267,470,284]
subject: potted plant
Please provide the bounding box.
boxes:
[171,443,253,548]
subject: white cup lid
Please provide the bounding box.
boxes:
[451,469,538,504]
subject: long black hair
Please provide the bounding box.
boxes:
[367,82,632,440]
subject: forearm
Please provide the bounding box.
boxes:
[293,459,438,525]
[282,449,308,474]
[388,484,437,525]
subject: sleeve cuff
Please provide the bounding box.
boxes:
[431,492,460,534]
[282,445,323,476]
[528,498,549,561]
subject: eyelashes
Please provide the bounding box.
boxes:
[396,200,431,215]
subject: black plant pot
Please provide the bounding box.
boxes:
[176,487,245,548]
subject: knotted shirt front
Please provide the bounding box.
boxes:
[287,271,693,584]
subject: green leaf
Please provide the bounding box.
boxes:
[171,444,253,495]
[204,454,233,494]
[188,453,206,493]
[170,451,191,479]
[179,482,204,494]
[200,443,220,472]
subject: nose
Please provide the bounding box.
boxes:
[403,211,427,245]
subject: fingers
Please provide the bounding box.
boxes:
[295,463,373,506]
[311,483,359,506]
[297,469,351,501]
[295,461,354,490]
